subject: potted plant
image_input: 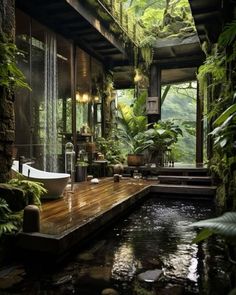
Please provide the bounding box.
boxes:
[76,150,88,182]
[144,120,183,166]
[96,136,126,175]
[117,101,152,166]
[125,132,153,166]
[76,161,88,182]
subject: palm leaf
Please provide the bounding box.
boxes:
[191,212,236,237]
[192,228,214,244]
[213,104,236,127]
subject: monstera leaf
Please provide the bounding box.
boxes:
[191,212,236,244]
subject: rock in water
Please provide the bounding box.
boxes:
[101,288,119,295]
[137,269,163,283]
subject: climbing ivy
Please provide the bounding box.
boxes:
[197,20,236,209]
[0,33,30,92]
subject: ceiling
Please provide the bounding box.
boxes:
[16,0,130,67]
[113,34,204,88]
[16,0,228,88]
[189,0,227,44]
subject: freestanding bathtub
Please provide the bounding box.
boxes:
[12,161,70,199]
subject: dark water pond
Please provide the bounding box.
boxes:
[0,198,229,295]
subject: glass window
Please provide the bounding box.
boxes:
[76,48,90,133]
[15,9,72,172]
[15,9,31,159]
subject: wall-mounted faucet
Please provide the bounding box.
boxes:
[19,156,25,174]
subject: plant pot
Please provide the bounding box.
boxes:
[76,166,87,182]
[127,154,144,166]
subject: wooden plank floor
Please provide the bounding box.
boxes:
[17,177,216,256]
[40,178,153,236]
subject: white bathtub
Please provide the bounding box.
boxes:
[12,161,70,199]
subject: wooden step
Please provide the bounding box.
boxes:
[156,167,209,176]
[151,184,216,198]
[158,175,212,185]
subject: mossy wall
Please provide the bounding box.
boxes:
[0,0,15,182]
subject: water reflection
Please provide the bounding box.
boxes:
[1,198,219,294]
[111,243,136,282]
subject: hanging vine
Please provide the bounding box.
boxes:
[0,33,30,92]
[197,20,236,209]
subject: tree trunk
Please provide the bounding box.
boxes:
[0,0,15,182]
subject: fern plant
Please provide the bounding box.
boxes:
[0,198,22,237]
[197,19,236,209]
[8,178,47,207]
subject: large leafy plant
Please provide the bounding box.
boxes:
[210,101,236,155]
[117,99,152,155]
[145,120,183,163]
[96,136,125,164]
[191,212,236,244]
[191,212,236,295]
[197,19,236,208]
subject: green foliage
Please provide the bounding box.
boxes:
[139,46,154,67]
[9,178,47,207]
[196,19,236,208]
[131,90,147,116]
[145,120,183,163]
[197,46,226,95]
[210,102,236,153]
[218,20,236,47]
[191,212,236,244]
[141,7,164,29]
[118,102,147,138]
[96,136,125,164]
[117,98,152,155]
[118,86,192,163]
[192,228,214,244]
[162,83,197,163]
[0,198,22,237]
[0,34,30,91]
[182,120,196,136]
[213,103,236,127]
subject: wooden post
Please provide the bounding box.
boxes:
[71,43,77,149]
[23,205,40,233]
[196,82,203,166]
[147,64,161,125]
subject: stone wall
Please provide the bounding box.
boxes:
[0,0,15,182]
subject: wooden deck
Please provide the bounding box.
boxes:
[40,178,152,235]
[16,177,216,256]
[17,178,153,255]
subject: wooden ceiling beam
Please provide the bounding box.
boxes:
[194,10,222,24]
[66,0,126,56]
[93,44,114,50]
[74,39,105,63]
[154,55,204,69]
[97,48,120,54]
